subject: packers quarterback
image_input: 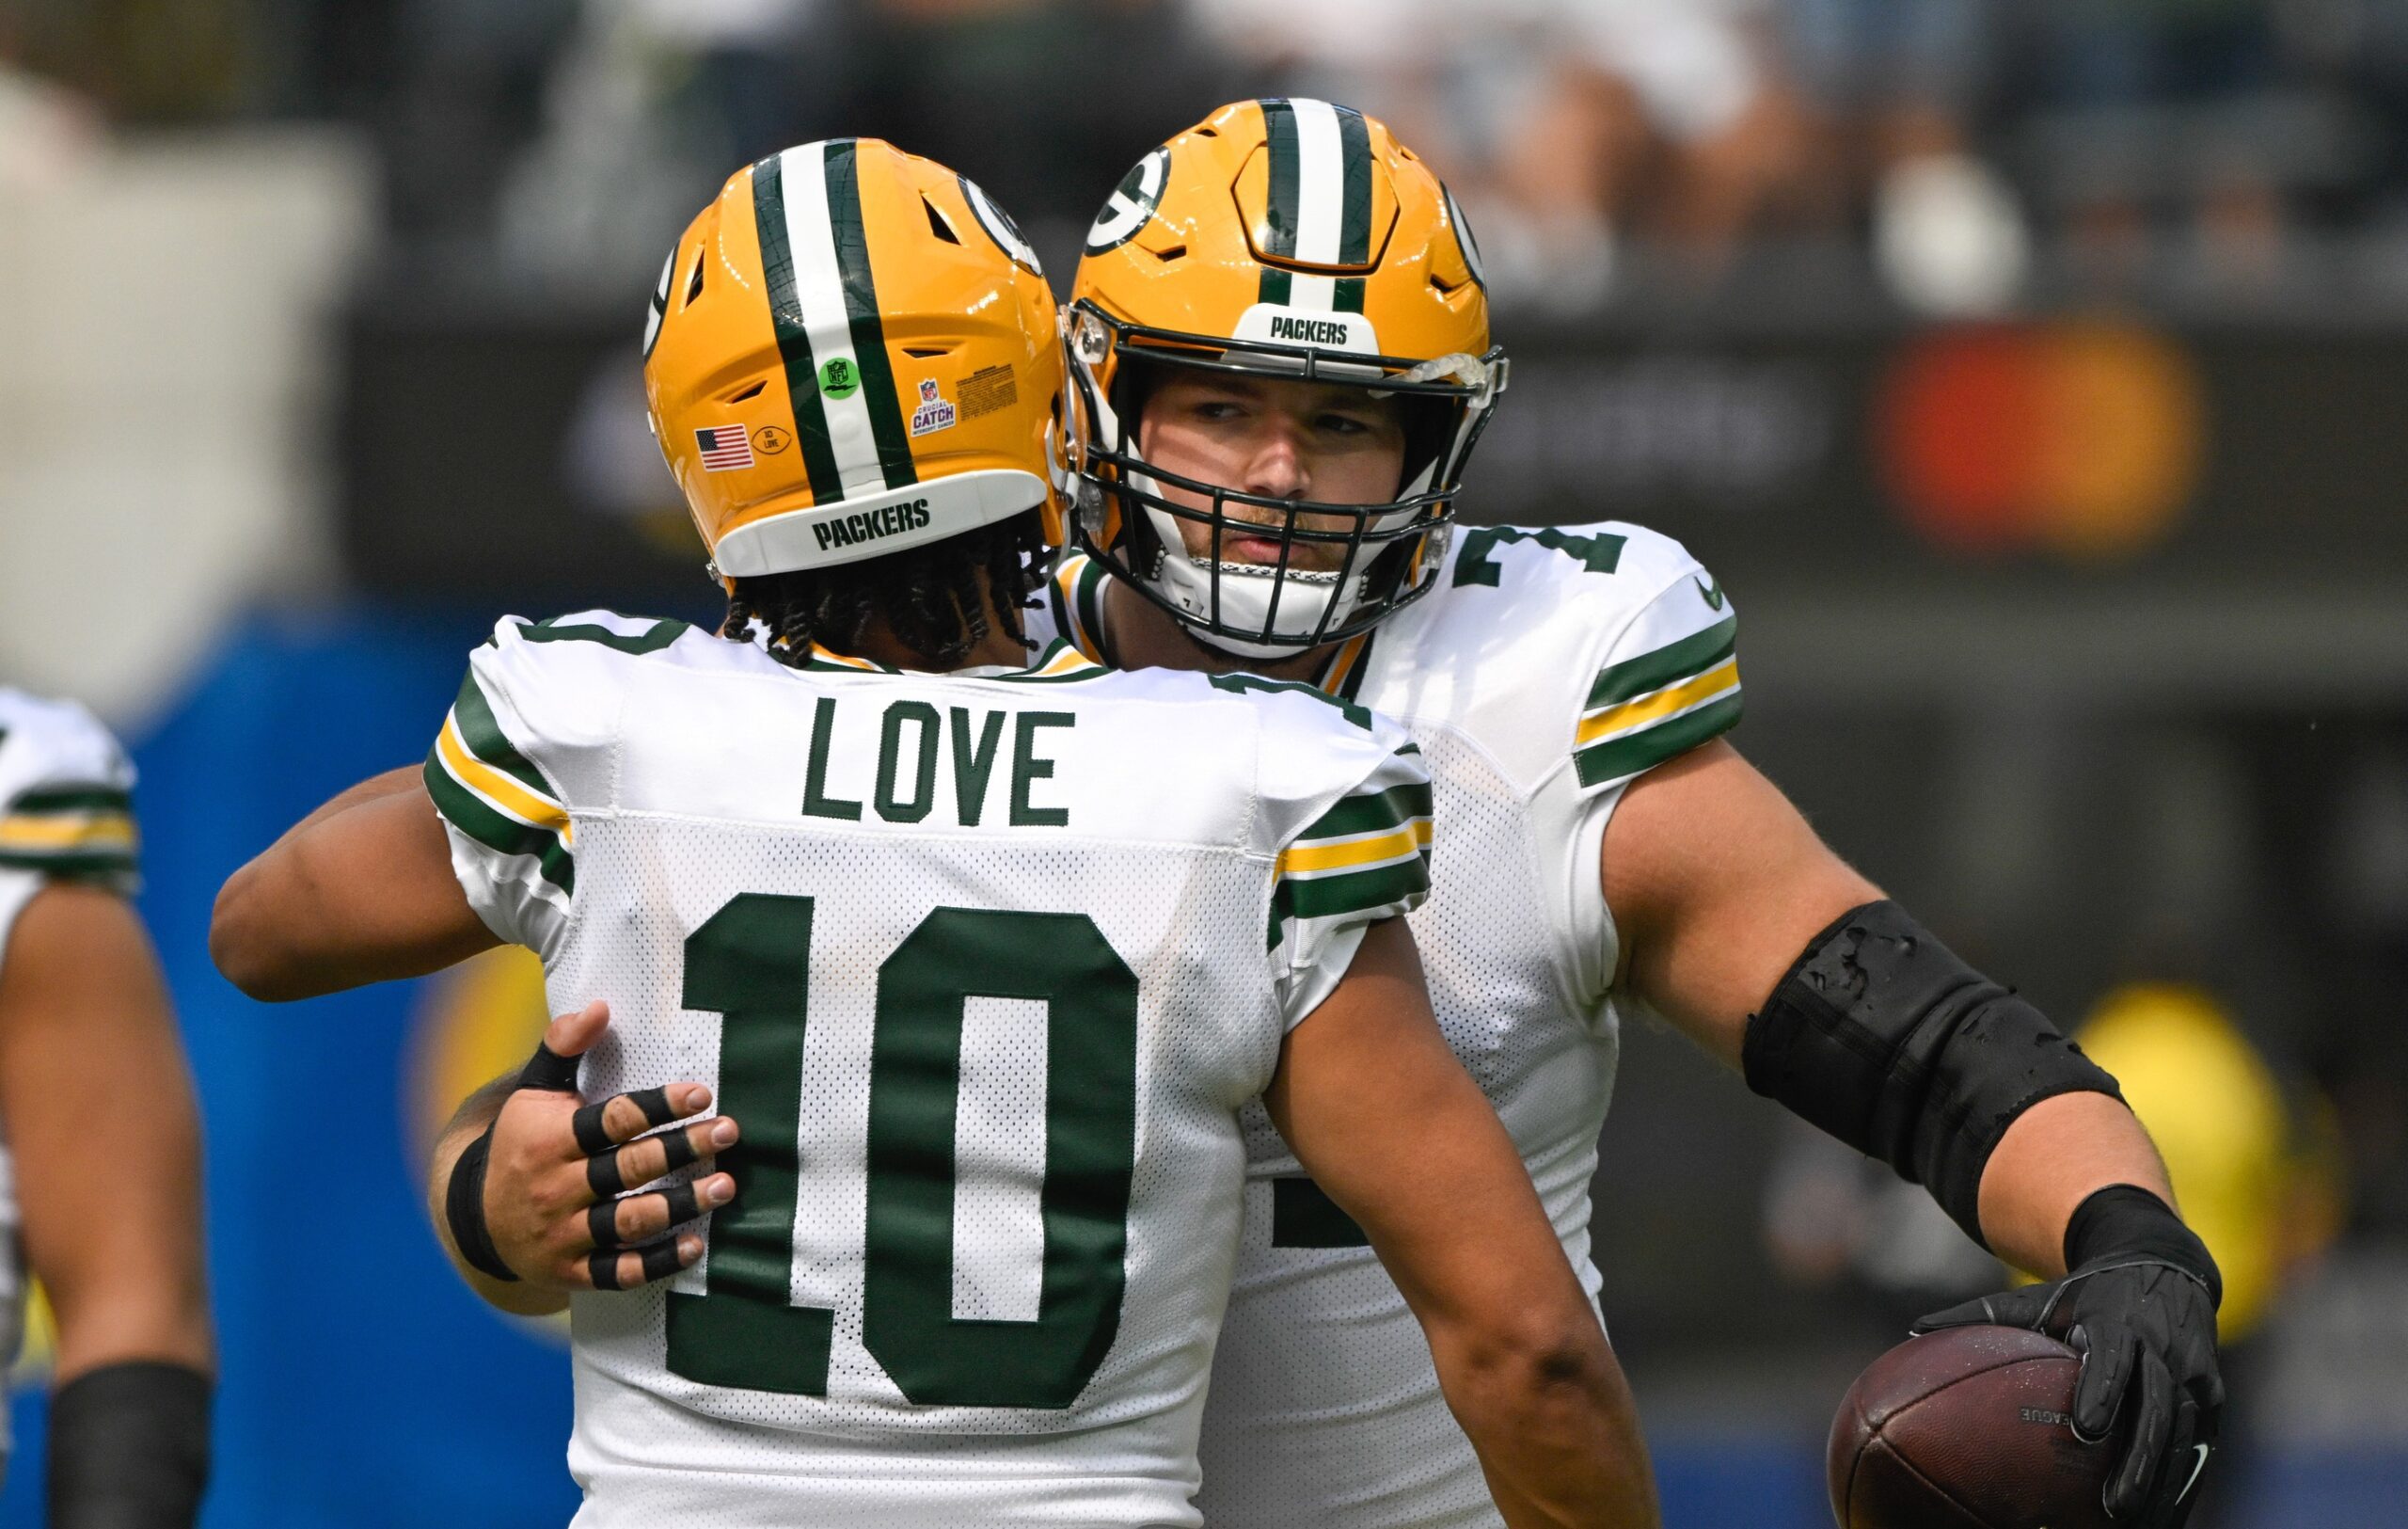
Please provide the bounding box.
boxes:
[210,140,1655,1526]
[0,691,212,1527]
[1023,100,2224,1529]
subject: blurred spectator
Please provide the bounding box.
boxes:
[1192,0,1817,308]
[1778,0,2029,312]
[2010,0,2373,296]
[2,0,255,119]
[493,0,837,295]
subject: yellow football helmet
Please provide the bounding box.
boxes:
[1068,98,1507,659]
[645,137,1068,582]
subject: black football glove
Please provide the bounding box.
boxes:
[1914,1185,2223,1528]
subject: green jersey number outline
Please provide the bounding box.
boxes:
[1452,526,1627,587]
[665,894,1139,1409]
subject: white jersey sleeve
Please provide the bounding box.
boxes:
[421,611,697,957]
[0,690,140,956]
[1245,685,1434,1027]
[1565,535,1741,796]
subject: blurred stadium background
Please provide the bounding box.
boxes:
[3,1,2405,1524]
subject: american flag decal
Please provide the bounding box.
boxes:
[695,424,754,471]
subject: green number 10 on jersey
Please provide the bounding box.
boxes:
[665,893,1139,1410]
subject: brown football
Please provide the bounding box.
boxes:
[1828,1325,2115,1529]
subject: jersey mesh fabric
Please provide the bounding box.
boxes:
[1177,524,1733,1529]
[1201,726,1615,1528]
[558,817,1273,1526]
[421,621,1434,1528]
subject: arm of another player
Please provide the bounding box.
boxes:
[1266,918,1659,1529]
[0,884,212,1527]
[1605,740,2187,1266]
[1605,740,2221,1523]
[211,769,499,1000]
[425,1002,736,1316]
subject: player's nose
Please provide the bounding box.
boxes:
[1241,426,1310,502]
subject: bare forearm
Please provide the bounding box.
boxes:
[1976,1091,2175,1280]
[1442,1335,1658,1528]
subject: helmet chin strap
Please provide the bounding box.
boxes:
[1178,616,1323,667]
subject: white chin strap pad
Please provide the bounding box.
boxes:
[713,469,1046,578]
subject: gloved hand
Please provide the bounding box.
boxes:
[1915,1185,2223,1527]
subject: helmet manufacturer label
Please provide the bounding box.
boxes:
[958,363,1019,420]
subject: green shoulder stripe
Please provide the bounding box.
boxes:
[422,752,575,895]
[1297,778,1433,844]
[8,784,133,816]
[1575,692,1742,788]
[1274,855,1429,925]
[450,674,557,802]
[0,849,137,879]
[521,615,691,655]
[1586,614,1735,711]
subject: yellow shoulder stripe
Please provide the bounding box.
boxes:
[0,811,137,853]
[1276,819,1433,875]
[437,717,573,842]
[1576,658,1740,747]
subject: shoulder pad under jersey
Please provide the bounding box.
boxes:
[1382,521,1741,796]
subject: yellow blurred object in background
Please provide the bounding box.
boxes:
[2074,983,2337,1342]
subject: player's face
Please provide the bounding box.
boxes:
[1136,373,1408,573]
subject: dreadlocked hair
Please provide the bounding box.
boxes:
[720,510,1050,671]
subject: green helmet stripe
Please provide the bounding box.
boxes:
[1335,104,1372,264]
[1261,99,1301,260]
[823,141,918,490]
[752,151,845,502]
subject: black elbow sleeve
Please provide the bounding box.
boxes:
[1741,900,2121,1249]
[48,1361,211,1529]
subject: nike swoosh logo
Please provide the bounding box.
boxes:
[2178,1442,2212,1503]
[1693,575,1725,611]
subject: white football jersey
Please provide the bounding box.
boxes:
[0,689,144,1465]
[424,613,1434,1528]
[1039,522,1741,1527]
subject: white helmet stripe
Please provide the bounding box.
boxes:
[1289,99,1348,266]
[777,143,889,497]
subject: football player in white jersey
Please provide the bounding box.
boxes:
[1026,101,2222,1529]
[210,140,1655,1527]
[0,691,212,1526]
